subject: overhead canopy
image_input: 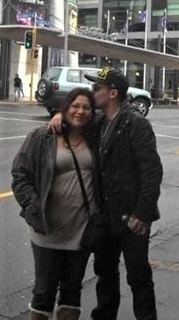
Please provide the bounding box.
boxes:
[0,25,179,69]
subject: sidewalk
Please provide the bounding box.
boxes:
[0,97,37,106]
[11,231,179,320]
[82,231,179,320]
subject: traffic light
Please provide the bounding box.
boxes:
[24,30,33,49]
[34,49,39,59]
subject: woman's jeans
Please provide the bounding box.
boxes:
[91,228,157,320]
[31,243,90,313]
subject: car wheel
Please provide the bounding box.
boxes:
[37,79,53,99]
[134,98,149,117]
[35,91,44,103]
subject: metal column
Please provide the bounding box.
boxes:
[0,0,11,100]
[49,0,64,67]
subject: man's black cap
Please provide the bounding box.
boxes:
[84,67,129,99]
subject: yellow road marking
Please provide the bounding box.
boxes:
[150,259,179,273]
[0,191,13,199]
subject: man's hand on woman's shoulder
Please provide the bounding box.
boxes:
[47,113,63,134]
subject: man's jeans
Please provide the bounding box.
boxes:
[31,243,89,313]
[91,227,157,320]
[14,87,20,100]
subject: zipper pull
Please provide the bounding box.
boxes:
[121,214,130,223]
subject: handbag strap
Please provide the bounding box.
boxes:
[65,137,90,217]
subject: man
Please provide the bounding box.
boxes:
[48,67,163,320]
[20,80,25,98]
[14,74,22,101]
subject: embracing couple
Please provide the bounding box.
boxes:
[12,67,163,320]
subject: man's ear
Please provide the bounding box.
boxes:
[110,89,119,99]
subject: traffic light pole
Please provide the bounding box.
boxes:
[30,25,37,103]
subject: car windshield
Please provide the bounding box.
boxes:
[42,68,62,81]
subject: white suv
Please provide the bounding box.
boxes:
[36,66,153,116]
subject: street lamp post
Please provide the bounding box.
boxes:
[0,0,3,24]
[0,0,11,100]
[64,0,69,66]
[143,9,148,90]
[30,18,37,103]
[124,9,129,77]
[106,10,110,37]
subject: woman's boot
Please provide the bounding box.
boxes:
[55,305,81,320]
[29,311,49,320]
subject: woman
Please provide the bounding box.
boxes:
[11,88,97,320]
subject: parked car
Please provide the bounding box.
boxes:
[35,66,153,117]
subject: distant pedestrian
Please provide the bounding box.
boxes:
[150,84,155,99]
[20,81,25,98]
[14,74,22,101]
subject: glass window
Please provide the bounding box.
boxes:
[127,62,144,89]
[67,70,80,82]
[78,8,98,28]
[151,0,179,31]
[43,67,62,81]
[102,0,147,34]
[79,54,97,67]
[152,0,167,10]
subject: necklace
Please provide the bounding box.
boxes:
[63,136,84,148]
[99,108,120,154]
[101,108,120,139]
[101,120,112,140]
[110,107,120,121]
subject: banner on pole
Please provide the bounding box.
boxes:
[68,0,78,34]
[10,0,49,27]
[161,8,168,35]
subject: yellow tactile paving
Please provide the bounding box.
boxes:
[0,191,13,199]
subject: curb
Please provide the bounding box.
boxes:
[153,104,179,108]
[0,101,179,108]
[0,100,37,105]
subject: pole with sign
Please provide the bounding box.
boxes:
[30,15,37,103]
[143,9,148,90]
[64,0,69,66]
[64,0,78,66]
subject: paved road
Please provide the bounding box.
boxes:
[0,104,179,319]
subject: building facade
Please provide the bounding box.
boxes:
[0,0,78,99]
[0,0,179,99]
[78,0,179,99]
[0,0,49,99]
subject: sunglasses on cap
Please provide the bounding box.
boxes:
[92,82,117,92]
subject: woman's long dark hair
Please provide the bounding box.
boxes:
[61,87,96,140]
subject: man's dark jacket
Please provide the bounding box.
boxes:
[93,103,163,235]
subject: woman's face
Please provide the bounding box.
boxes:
[65,95,93,129]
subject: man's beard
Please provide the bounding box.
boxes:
[95,100,108,111]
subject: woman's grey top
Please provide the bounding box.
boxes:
[30,143,97,250]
